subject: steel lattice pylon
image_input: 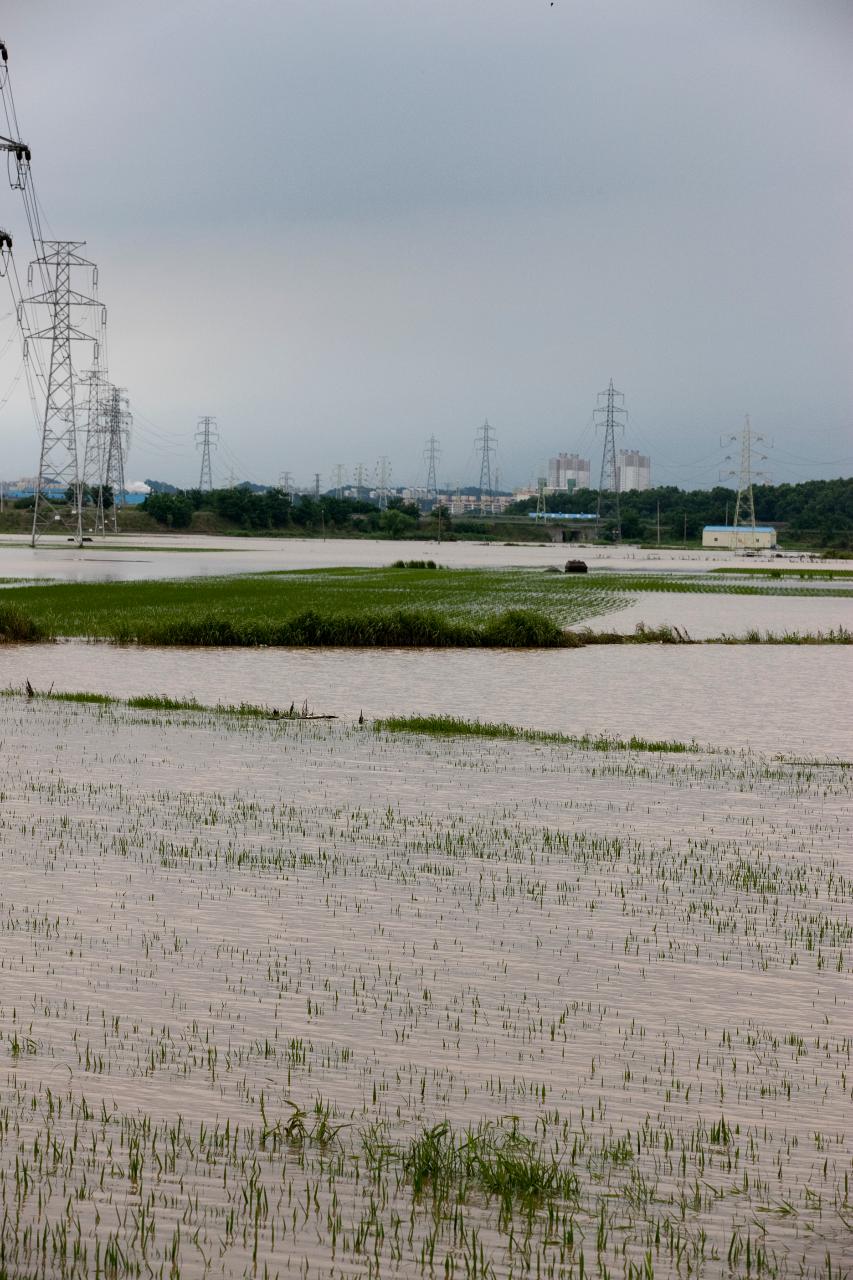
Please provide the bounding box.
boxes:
[476,421,495,515]
[424,435,440,509]
[196,416,218,491]
[96,386,131,534]
[724,415,768,553]
[375,457,391,510]
[27,242,98,546]
[595,379,626,540]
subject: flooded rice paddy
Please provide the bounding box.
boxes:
[0,693,850,1278]
[0,533,846,583]
[0,641,850,756]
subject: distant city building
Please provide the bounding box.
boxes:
[547,453,591,491]
[617,449,651,492]
[702,525,777,550]
[449,493,514,515]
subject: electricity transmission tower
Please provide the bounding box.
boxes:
[476,420,495,515]
[196,416,218,491]
[595,379,626,540]
[424,435,440,508]
[722,415,768,552]
[352,463,369,496]
[535,475,546,521]
[79,367,107,518]
[375,456,391,510]
[95,385,130,534]
[331,464,346,499]
[26,242,99,546]
[279,470,294,497]
[80,267,108,499]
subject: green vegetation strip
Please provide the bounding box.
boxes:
[0,686,295,719]
[711,566,853,579]
[0,565,850,647]
[375,714,704,754]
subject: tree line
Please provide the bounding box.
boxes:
[140,477,851,547]
[507,477,852,547]
[143,486,423,535]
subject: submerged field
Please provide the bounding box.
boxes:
[1,565,851,647]
[0,696,849,1278]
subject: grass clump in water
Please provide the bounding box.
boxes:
[375,714,702,753]
[405,1121,580,1216]
[714,626,852,644]
[0,602,48,643]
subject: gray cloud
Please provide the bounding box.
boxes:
[1,0,850,489]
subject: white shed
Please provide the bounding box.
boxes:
[702,525,777,550]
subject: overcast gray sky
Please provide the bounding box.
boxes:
[1,0,851,491]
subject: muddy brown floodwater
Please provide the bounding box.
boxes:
[0,640,849,755]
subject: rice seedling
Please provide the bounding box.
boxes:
[0,686,848,1278]
[374,714,704,754]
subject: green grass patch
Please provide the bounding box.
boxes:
[106,607,568,648]
[1,686,318,720]
[375,714,703,754]
[713,627,852,644]
[404,1121,580,1215]
[0,602,49,643]
[711,567,853,579]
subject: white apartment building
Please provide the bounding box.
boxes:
[547,453,591,491]
[617,449,651,492]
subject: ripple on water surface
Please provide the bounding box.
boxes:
[0,697,849,1277]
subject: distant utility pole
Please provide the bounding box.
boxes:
[721,415,768,553]
[96,385,130,534]
[26,241,100,546]
[375,456,391,510]
[476,420,495,515]
[196,415,218,491]
[424,436,440,509]
[595,379,626,541]
[331,463,346,500]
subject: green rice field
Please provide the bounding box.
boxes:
[0,565,850,647]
